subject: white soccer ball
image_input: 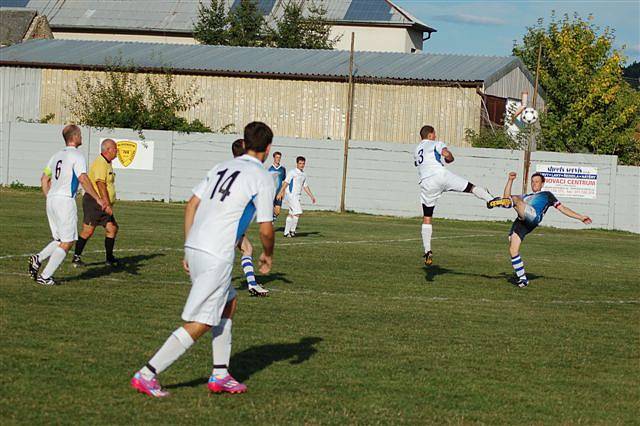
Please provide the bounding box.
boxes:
[521,107,539,125]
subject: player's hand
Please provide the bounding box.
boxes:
[276,193,283,201]
[258,253,272,274]
[182,258,190,274]
[508,172,517,180]
[105,205,113,216]
[311,197,316,204]
[582,216,592,225]
[96,198,108,211]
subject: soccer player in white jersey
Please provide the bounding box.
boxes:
[231,139,269,297]
[28,125,107,286]
[131,122,276,398]
[277,156,316,237]
[415,125,507,266]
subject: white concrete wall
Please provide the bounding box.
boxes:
[614,166,640,233]
[331,25,420,53]
[1,122,637,233]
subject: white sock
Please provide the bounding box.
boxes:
[291,216,299,232]
[284,215,293,235]
[421,224,432,253]
[471,185,493,202]
[37,241,59,262]
[145,327,195,378]
[212,319,232,377]
[41,247,67,278]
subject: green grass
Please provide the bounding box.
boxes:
[1,187,638,424]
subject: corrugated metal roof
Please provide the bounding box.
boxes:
[0,39,522,83]
[8,0,434,33]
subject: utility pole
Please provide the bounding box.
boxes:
[340,32,355,213]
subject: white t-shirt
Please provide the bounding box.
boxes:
[43,146,87,198]
[415,139,447,181]
[185,154,275,263]
[284,168,308,197]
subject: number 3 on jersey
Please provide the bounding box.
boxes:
[210,168,241,201]
[415,149,424,166]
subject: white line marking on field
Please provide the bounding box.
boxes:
[2,270,636,305]
[0,233,500,260]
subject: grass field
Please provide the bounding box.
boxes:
[1,187,639,424]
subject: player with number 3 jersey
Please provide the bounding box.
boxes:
[414,125,505,266]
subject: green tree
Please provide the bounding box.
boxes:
[227,0,266,47]
[67,62,211,135]
[513,13,640,165]
[268,1,338,49]
[193,0,229,45]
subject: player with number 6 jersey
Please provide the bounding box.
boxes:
[28,125,106,286]
[131,122,276,398]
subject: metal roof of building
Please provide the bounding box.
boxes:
[0,39,527,84]
[1,0,434,33]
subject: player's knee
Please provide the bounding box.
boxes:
[60,241,74,252]
[463,182,474,193]
[82,226,95,238]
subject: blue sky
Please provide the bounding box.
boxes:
[395,0,640,63]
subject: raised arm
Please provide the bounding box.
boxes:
[504,172,517,198]
[557,204,592,224]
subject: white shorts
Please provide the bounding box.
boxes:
[285,194,303,215]
[419,169,469,208]
[46,196,78,242]
[182,248,237,326]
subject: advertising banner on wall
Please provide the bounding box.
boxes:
[99,139,154,170]
[535,164,597,199]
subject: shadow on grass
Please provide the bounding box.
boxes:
[165,337,323,389]
[234,271,293,289]
[289,231,321,238]
[64,253,165,281]
[424,266,546,284]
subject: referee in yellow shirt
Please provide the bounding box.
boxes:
[72,139,119,267]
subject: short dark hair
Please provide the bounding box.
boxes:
[531,172,545,183]
[243,122,273,153]
[296,156,306,163]
[231,139,245,157]
[62,124,81,144]
[273,151,282,157]
[420,125,435,139]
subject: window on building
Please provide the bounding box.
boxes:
[482,94,507,126]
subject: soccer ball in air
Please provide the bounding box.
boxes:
[521,107,539,125]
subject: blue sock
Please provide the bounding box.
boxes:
[241,255,257,287]
[511,254,527,281]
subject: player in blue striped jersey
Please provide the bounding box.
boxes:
[268,152,286,220]
[501,171,592,287]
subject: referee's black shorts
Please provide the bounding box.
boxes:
[82,194,117,227]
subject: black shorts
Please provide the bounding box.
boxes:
[274,198,283,207]
[82,194,117,227]
[509,219,536,241]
